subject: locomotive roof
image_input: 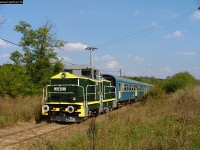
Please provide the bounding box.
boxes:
[64,64,97,70]
[51,72,110,83]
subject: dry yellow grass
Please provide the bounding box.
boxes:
[32,85,200,150]
[0,95,42,128]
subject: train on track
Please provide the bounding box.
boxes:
[42,65,152,122]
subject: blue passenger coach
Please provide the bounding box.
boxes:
[102,74,152,105]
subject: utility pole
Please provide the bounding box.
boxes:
[85,46,97,66]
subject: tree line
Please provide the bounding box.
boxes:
[130,71,197,93]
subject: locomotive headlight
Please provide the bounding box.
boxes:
[67,106,74,113]
[43,105,49,112]
[72,97,76,101]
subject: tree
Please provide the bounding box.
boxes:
[164,72,196,93]
[10,21,65,88]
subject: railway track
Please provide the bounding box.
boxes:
[0,103,140,149]
[0,123,75,149]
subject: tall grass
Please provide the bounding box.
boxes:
[0,95,42,128]
[37,85,200,150]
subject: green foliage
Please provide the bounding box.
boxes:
[129,76,164,85]
[0,64,38,96]
[8,21,65,96]
[9,50,23,65]
[0,21,65,97]
[141,85,165,104]
[164,72,196,93]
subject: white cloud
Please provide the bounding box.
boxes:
[164,30,183,39]
[0,39,11,47]
[122,66,175,79]
[191,66,200,79]
[102,55,115,60]
[177,51,196,56]
[60,42,88,52]
[133,55,145,62]
[127,55,145,63]
[96,55,120,70]
[159,67,173,74]
[106,59,119,69]
[193,66,200,72]
[191,11,200,20]
[60,56,72,62]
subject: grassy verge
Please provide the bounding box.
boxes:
[35,85,200,150]
[0,95,42,128]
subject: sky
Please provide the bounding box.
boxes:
[0,0,200,79]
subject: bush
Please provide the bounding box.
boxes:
[164,72,196,93]
[140,85,165,104]
[0,64,40,97]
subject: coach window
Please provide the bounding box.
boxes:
[124,84,126,91]
[127,84,129,92]
[130,84,132,92]
[127,84,130,92]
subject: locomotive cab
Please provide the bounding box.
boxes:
[63,64,100,79]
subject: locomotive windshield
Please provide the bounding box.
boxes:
[45,78,84,103]
[46,85,84,103]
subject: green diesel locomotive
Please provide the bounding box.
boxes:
[42,65,116,122]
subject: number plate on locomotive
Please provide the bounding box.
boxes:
[54,87,66,91]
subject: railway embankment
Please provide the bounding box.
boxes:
[0,85,199,149]
[26,85,200,149]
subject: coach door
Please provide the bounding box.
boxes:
[118,82,123,101]
[134,84,138,98]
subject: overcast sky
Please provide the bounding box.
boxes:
[0,0,200,79]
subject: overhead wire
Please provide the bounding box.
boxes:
[0,37,20,47]
[95,9,198,48]
[0,8,199,49]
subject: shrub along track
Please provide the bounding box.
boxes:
[0,122,82,149]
